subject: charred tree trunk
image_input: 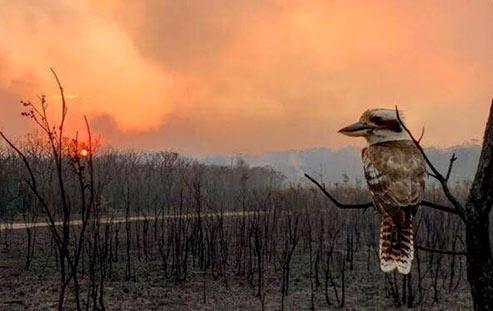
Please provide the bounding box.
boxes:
[464,100,493,311]
[465,216,493,310]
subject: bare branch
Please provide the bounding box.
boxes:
[50,68,67,121]
[0,131,37,189]
[428,172,439,180]
[304,173,372,209]
[395,106,465,219]
[445,153,458,182]
[50,68,68,165]
[305,173,460,216]
[84,115,95,208]
[0,131,64,248]
[417,127,425,143]
[421,200,460,215]
[416,245,466,256]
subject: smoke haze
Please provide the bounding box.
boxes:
[1,0,493,154]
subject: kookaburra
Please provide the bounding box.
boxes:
[338,109,425,274]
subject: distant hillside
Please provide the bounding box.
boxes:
[201,141,482,185]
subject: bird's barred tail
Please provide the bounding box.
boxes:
[379,214,414,274]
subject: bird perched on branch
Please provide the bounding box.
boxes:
[338,109,425,274]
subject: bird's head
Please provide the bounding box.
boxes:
[338,108,410,145]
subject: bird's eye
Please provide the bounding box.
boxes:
[369,116,385,126]
[388,121,402,132]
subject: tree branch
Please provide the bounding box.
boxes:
[420,200,460,215]
[416,245,466,256]
[0,132,37,190]
[304,173,372,209]
[0,131,64,248]
[445,153,458,182]
[417,127,425,143]
[305,173,460,216]
[395,106,465,219]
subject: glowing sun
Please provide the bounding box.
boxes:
[80,149,89,157]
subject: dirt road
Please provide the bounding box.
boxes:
[0,210,265,231]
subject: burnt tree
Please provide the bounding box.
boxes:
[463,102,493,310]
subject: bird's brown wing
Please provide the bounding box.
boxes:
[362,140,425,224]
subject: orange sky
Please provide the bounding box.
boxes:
[1,0,493,155]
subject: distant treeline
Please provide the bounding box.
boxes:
[0,145,285,218]
[203,142,482,185]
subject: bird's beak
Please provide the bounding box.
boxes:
[338,122,375,137]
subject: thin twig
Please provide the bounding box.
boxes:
[445,153,458,182]
[416,245,466,256]
[428,173,439,180]
[417,127,425,143]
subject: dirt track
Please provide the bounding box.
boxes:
[0,210,264,231]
